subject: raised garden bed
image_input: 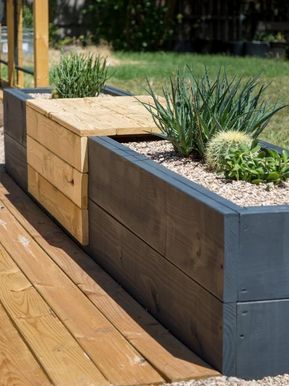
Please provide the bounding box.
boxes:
[87,135,289,380]
[4,87,160,244]
[4,85,289,380]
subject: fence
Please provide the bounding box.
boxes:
[1,0,48,88]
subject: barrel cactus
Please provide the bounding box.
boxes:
[206,130,253,171]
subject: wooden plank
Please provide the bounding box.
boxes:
[0,203,164,385]
[27,136,87,208]
[88,199,231,372]
[0,173,219,382]
[28,165,88,245]
[27,106,88,172]
[0,302,52,385]
[4,134,27,191]
[237,299,289,379]
[16,0,24,87]
[33,0,49,87]
[7,0,15,86]
[0,245,108,385]
[27,96,161,137]
[88,137,235,301]
[238,210,289,301]
[4,88,27,146]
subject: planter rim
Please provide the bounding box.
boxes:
[93,136,289,214]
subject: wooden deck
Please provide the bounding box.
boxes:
[0,170,219,385]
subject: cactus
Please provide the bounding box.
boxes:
[206,130,253,171]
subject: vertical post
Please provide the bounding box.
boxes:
[16,0,24,87]
[33,0,49,87]
[7,0,15,86]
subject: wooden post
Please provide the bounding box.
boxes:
[33,0,49,87]
[7,0,15,86]
[16,0,24,87]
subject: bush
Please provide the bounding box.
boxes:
[206,131,253,171]
[82,1,174,51]
[50,53,109,98]
[142,68,286,158]
[221,145,289,184]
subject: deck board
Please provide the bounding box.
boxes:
[0,302,52,386]
[0,171,219,385]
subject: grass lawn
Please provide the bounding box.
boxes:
[109,52,289,148]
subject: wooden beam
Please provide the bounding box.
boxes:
[7,0,15,86]
[16,0,24,87]
[33,0,49,87]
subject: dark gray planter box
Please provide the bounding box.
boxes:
[87,135,289,380]
[3,86,131,191]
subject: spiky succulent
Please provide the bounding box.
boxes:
[206,130,253,171]
[50,53,109,98]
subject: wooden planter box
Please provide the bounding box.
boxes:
[4,87,160,245]
[87,136,289,380]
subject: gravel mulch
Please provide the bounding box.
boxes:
[125,140,289,207]
[166,374,289,386]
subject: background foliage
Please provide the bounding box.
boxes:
[82,0,176,51]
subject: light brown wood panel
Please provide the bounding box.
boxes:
[0,302,51,386]
[28,165,88,245]
[0,245,108,385]
[7,0,15,86]
[33,0,49,86]
[16,0,24,87]
[27,136,87,208]
[27,106,88,172]
[0,173,219,382]
[0,204,164,386]
[27,96,161,137]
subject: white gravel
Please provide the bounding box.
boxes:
[165,374,289,386]
[125,140,289,207]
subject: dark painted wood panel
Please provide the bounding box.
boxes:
[239,211,289,301]
[4,134,27,191]
[88,137,239,302]
[88,199,236,373]
[237,299,289,379]
[4,89,27,146]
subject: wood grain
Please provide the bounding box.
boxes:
[0,203,164,386]
[27,96,161,137]
[28,165,88,245]
[0,302,51,385]
[7,0,15,86]
[33,0,49,87]
[88,199,228,371]
[27,106,88,172]
[0,244,108,386]
[4,134,27,191]
[0,173,219,382]
[4,89,27,145]
[88,137,235,301]
[27,136,87,208]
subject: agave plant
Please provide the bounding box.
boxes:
[141,68,287,158]
[50,53,109,98]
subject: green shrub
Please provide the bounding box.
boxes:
[142,68,286,158]
[206,131,253,171]
[222,145,289,184]
[50,53,109,98]
[82,1,174,51]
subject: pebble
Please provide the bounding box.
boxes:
[125,140,289,207]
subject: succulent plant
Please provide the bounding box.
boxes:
[206,130,253,171]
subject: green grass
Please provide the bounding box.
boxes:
[109,52,289,149]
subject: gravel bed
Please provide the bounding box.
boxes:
[125,140,289,207]
[165,374,289,386]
